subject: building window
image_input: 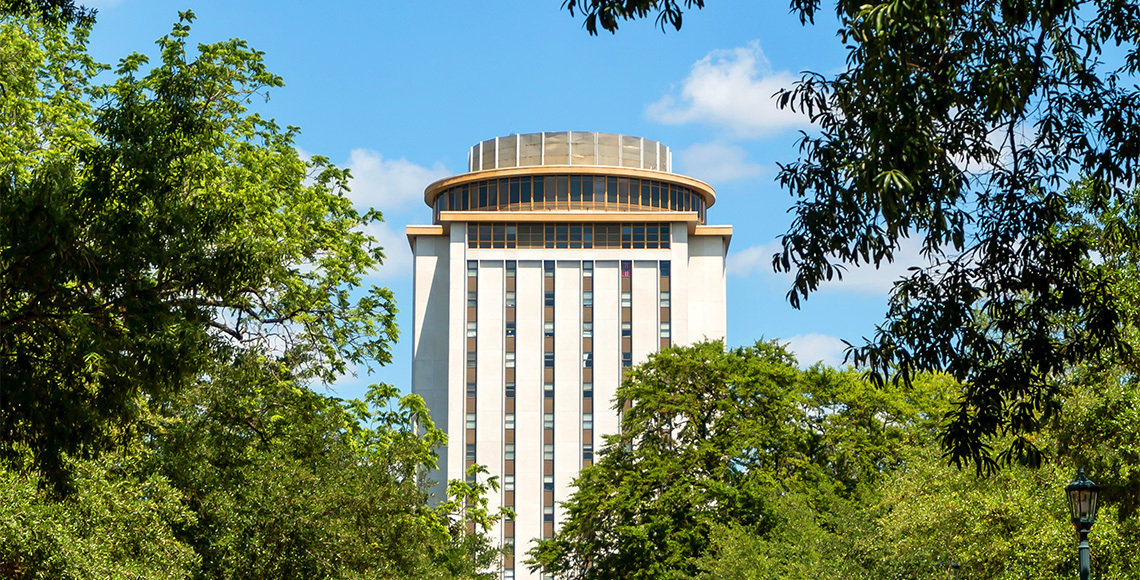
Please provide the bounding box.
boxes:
[504,474,515,491]
[660,291,670,308]
[506,260,516,276]
[583,321,593,338]
[467,290,477,308]
[544,413,554,430]
[621,260,632,277]
[465,443,476,460]
[621,321,632,337]
[544,444,554,461]
[467,260,478,277]
[543,476,554,492]
[544,382,554,398]
[543,505,554,521]
[583,352,593,368]
[583,291,593,307]
[660,260,671,277]
[466,351,477,368]
[583,413,594,430]
[544,261,554,277]
[583,383,593,398]
[505,352,516,368]
[504,537,515,554]
[505,321,516,337]
[505,291,516,307]
[465,414,476,429]
[505,382,515,398]
[582,261,593,277]
[505,414,515,430]
[505,570,515,580]
[661,321,671,338]
[622,352,632,367]
[544,352,554,368]
[466,321,477,337]
[544,321,554,337]
[583,444,593,461]
[466,382,476,398]
[544,291,554,307]
[504,443,515,460]
[621,291,631,308]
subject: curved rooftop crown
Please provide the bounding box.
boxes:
[469,131,671,173]
[423,132,716,225]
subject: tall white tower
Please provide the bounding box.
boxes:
[407,132,730,579]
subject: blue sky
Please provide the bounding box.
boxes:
[83,0,928,400]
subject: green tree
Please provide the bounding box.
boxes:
[1,10,512,579]
[848,442,1137,580]
[0,455,199,580]
[0,11,397,492]
[145,360,504,580]
[527,340,957,580]
[561,0,1140,474]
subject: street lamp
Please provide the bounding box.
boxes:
[1065,468,1100,580]
[945,560,960,580]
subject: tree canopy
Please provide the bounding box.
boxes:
[1,10,397,492]
[1,9,506,579]
[527,340,958,580]
[528,340,1139,580]
[562,0,1140,474]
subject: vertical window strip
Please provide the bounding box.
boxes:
[660,260,671,349]
[503,260,515,560]
[581,261,594,469]
[542,260,555,539]
[465,260,477,470]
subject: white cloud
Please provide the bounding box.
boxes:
[345,149,450,212]
[647,40,809,138]
[729,237,937,298]
[361,220,413,282]
[675,142,768,183]
[727,240,782,278]
[783,333,850,368]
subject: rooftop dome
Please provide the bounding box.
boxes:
[468,132,671,173]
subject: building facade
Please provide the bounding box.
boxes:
[407,131,730,579]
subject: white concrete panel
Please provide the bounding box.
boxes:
[687,236,728,344]
[447,224,468,493]
[631,261,659,367]
[410,234,450,502]
[476,260,504,539]
[513,260,544,555]
[553,261,582,525]
[669,224,690,346]
[592,261,621,439]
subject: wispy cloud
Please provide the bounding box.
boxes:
[674,142,769,183]
[345,149,450,212]
[728,237,937,298]
[727,240,782,278]
[362,220,413,282]
[782,333,849,368]
[647,40,809,138]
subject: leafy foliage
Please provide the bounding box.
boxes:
[1,10,505,579]
[560,0,1140,475]
[527,340,956,580]
[1,11,397,492]
[0,456,198,580]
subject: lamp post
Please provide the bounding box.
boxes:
[1065,469,1100,580]
[945,560,960,580]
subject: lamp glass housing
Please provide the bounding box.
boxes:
[1065,470,1100,530]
